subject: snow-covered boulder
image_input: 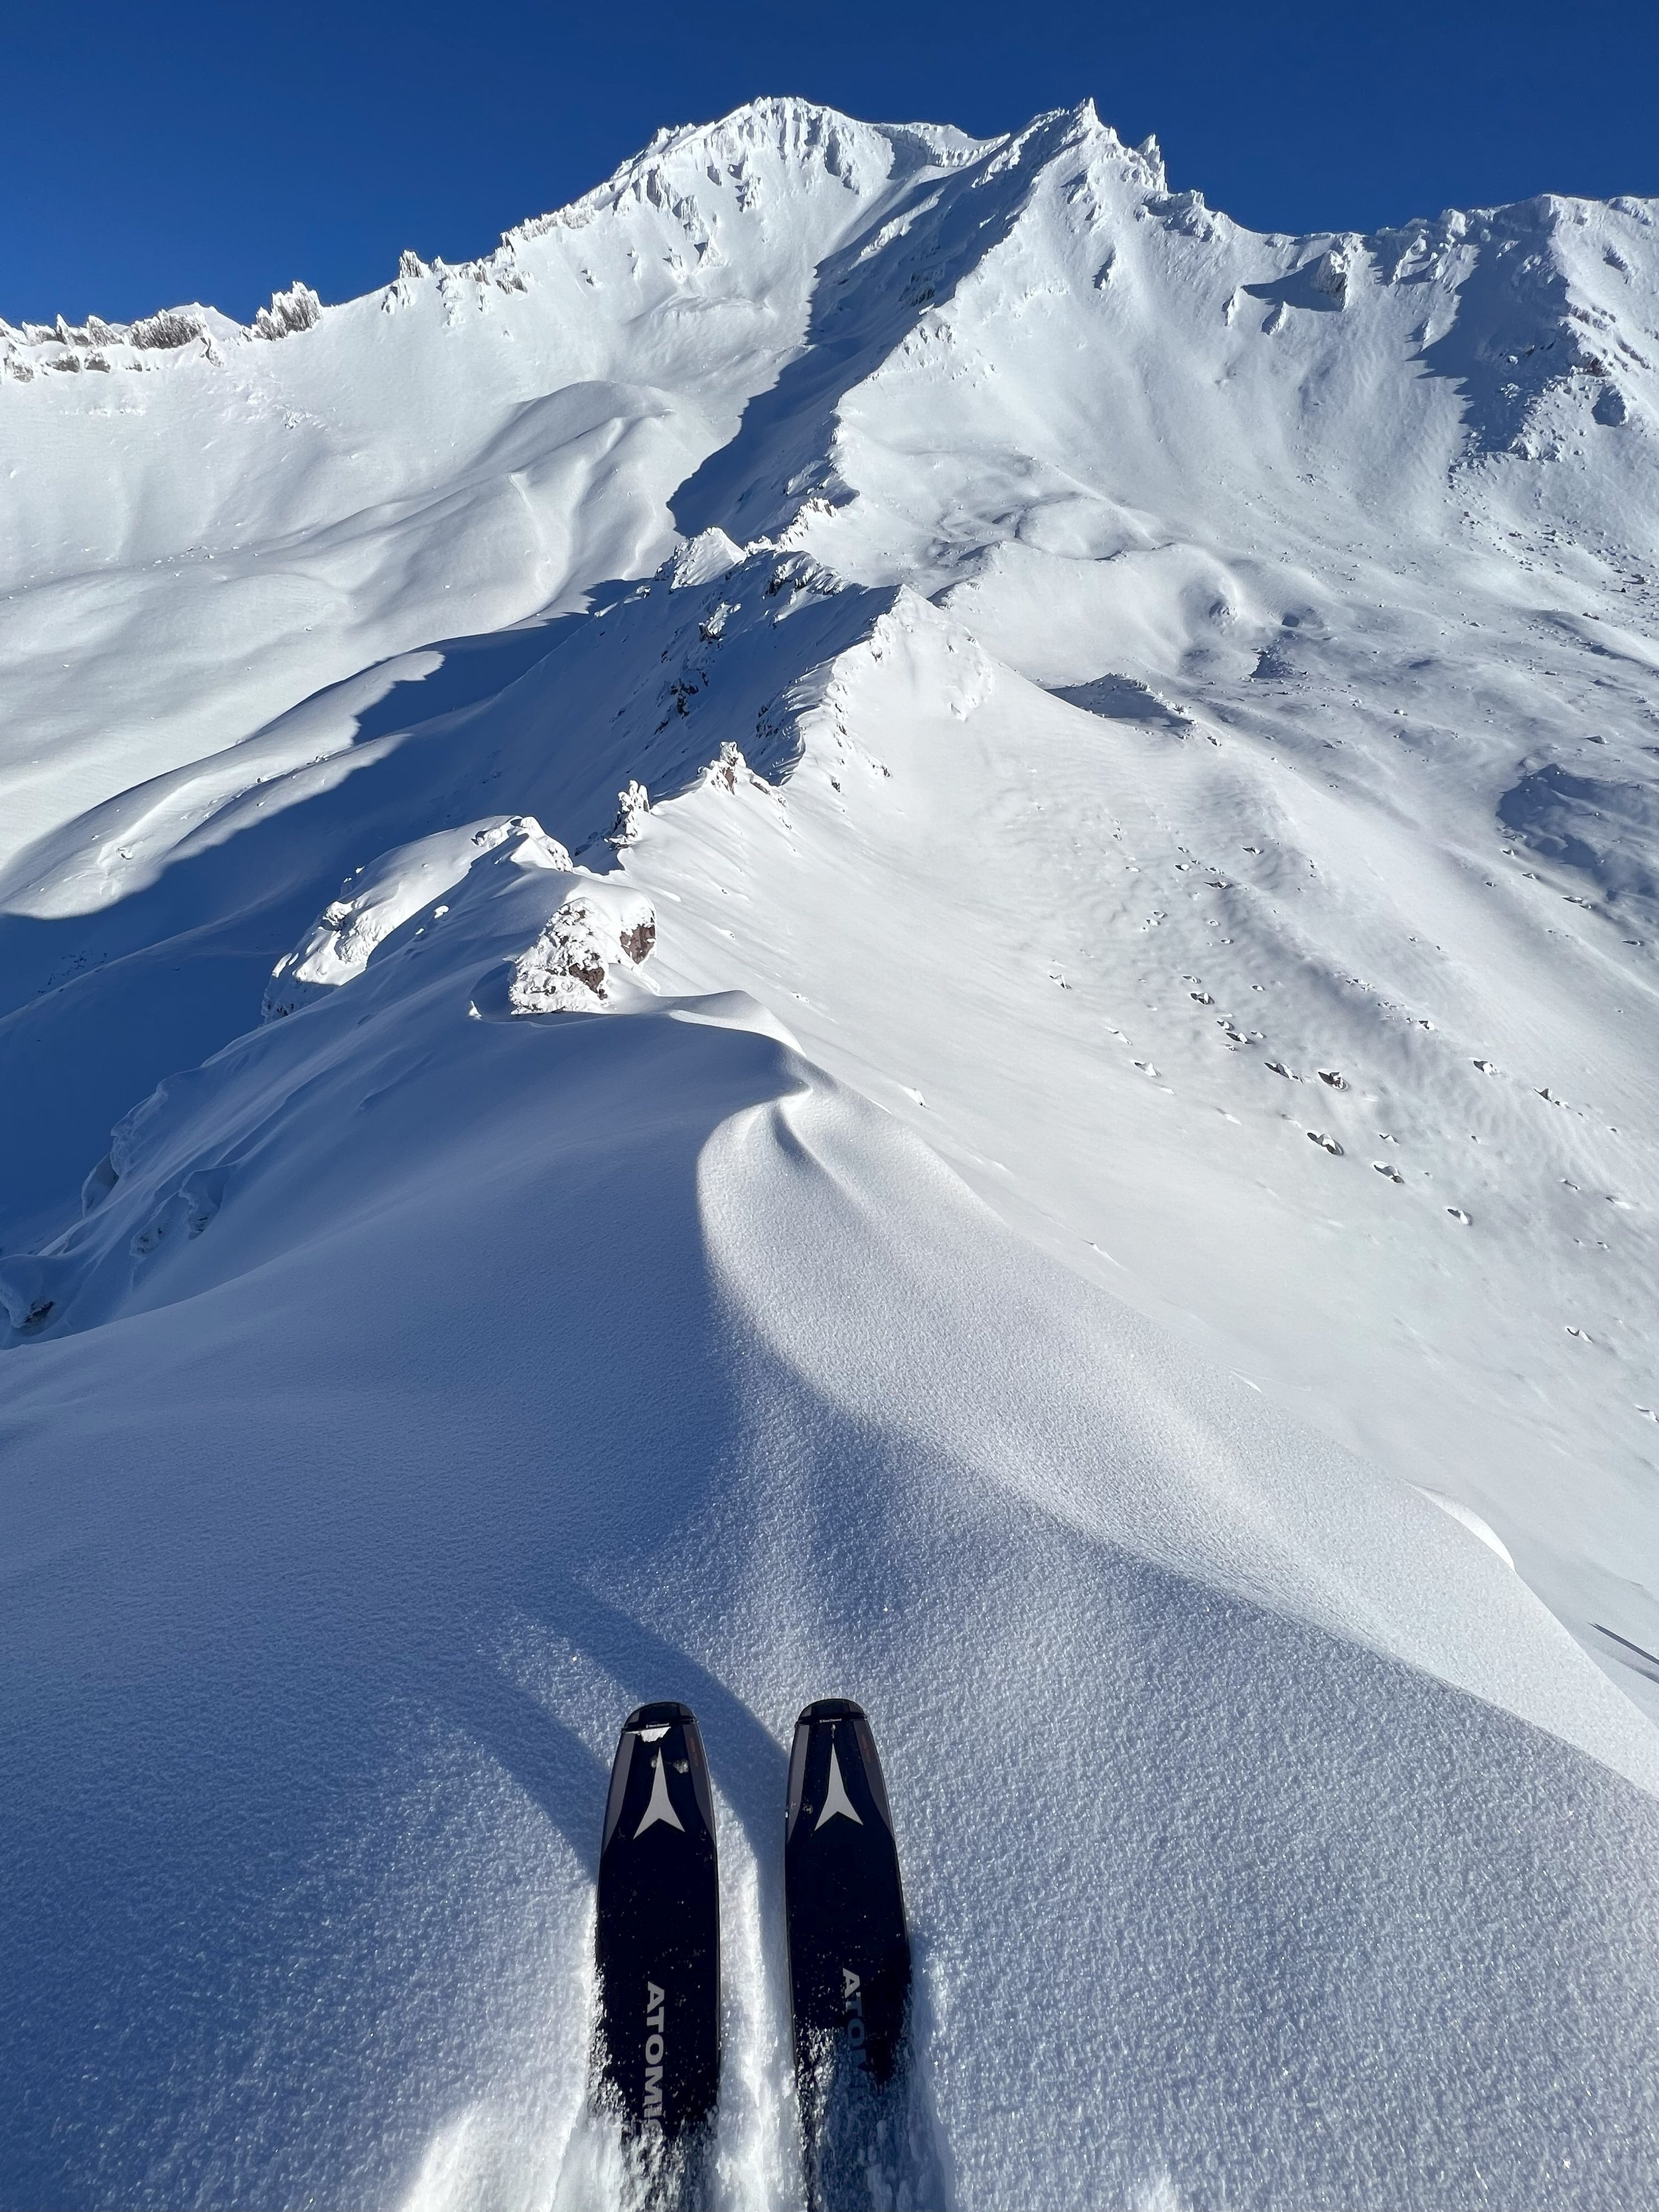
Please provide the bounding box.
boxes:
[504,884,657,1014]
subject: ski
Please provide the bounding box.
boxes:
[592,1700,721,2189]
[784,1698,912,2207]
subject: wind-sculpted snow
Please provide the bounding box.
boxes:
[3,92,1659,2210]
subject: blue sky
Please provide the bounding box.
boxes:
[3,0,1651,327]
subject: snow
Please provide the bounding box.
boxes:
[3,94,1659,2207]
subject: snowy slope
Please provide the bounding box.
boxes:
[4,97,1659,2210]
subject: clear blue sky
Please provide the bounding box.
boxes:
[3,0,1651,327]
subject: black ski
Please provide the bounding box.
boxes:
[784,1698,913,2207]
[592,1700,721,2188]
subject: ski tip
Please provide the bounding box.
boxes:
[622,1699,698,1733]
[794,1696,867,1727]
[601,1700,717,1858]
[786,1699,899,1844]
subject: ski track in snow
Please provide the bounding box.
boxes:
[3,95,1659,2209]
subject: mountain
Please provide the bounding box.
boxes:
[2,97,1658,2210]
